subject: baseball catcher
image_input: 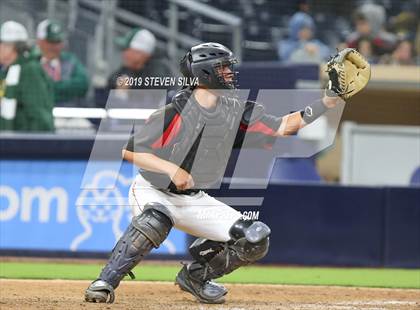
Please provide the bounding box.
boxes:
[84,44,370,304]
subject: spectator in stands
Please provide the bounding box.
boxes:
[277,9,331,63]
[357,38,375,63]
[346,3,397,61]
[295,0,310,14]
[379,39,415,65]
[35,19,89,107]
[0,21,54,132]
[105,28,172,107]
[108,28,171,89]
[388,1,418,40]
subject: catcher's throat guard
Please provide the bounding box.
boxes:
[326,48,371,100]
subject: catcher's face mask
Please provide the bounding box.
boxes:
[212,57,239,90]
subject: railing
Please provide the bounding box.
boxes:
[77,0,243,67]
[168,0,243,62]
[77,0,201,66]
[2,0,243,82]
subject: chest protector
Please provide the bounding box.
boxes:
[169,90,244,188]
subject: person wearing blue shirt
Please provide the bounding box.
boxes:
[278,12,331,63]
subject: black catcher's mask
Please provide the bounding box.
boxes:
[180,42,238,90]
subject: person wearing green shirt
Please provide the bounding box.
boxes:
[36,19,89,106]
[0,21,54,132]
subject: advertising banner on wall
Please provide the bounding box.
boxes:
[0,160,187,254]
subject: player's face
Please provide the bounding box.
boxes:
[218,64,234,82]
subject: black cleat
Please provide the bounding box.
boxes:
[175,264,227,304]
[85,280,115,303]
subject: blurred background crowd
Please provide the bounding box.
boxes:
[0,0,419,132]
[0,0,419,186]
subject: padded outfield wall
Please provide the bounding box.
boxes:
[1,135,419,268]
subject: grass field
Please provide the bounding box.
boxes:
[0,261,419,289]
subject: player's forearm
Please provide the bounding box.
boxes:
[276,111,304,136]
[275,96,339,136]
[122,149,178,177]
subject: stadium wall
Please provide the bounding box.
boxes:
[1,136,419,268]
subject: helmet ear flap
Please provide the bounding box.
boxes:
[180,50,193,78]
[187,52,193,74]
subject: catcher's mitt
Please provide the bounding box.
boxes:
[326,48,371,100]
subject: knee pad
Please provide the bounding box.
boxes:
[132,204,173,247]
[229,219,271,262]
[185,220,270,282]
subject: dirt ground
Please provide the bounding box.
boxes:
[0,279,418,310]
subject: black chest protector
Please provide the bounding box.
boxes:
[169,90,244,188]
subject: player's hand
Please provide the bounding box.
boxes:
[322,93,341,108]
[322,82,343,108]
[169,167,195,190]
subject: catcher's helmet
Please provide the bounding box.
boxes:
[180,42,238,89]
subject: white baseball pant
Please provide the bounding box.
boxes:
[128,173,242,242]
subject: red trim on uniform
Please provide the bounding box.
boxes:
[151,113,182,149]
[241,121,275,136]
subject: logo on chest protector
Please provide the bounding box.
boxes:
[199,248,215,256]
